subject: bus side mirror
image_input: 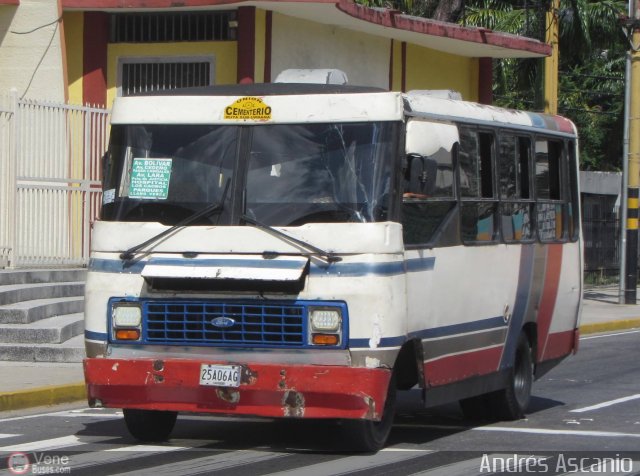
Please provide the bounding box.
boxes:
[405,153,437,197]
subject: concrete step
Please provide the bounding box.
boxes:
[0,269,87,363]
[0,334,85,363]
[0,296,84,324]
[0,282,84,306]
[0,269,87,286]
[0,313,84,344]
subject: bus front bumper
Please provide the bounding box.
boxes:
[83,358,391,420]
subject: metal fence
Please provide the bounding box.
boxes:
[582,194,620,283]
[0,90,109,268]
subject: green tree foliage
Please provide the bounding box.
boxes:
[460,0,627,170]
[356,0,628,170]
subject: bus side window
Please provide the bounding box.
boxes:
[535,138,566,242]
[401,120,456,246]
[499,134,534,243]
[459,127,497,243]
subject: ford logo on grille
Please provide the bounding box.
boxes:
[210,316,236,328]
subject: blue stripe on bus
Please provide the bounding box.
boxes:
[89,259,146,274]
[500,244,535,369]
[86,316,503,350]
[88,257,435,278]
[146,257,307,270]
[314,257,434,277]
[85,330,108,341]
[349,316,506,349]
[409,316,506,340]
[527,112,548,129]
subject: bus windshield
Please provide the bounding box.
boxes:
[101,122,399,226]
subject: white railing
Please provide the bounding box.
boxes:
[0,90,109,268]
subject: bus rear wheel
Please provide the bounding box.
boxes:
[123,409,178,442]
[340,372,396,452]
[489,333,534,420]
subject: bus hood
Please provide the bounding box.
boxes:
[90,221,404,256]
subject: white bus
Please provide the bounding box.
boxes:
[83,78,582,452]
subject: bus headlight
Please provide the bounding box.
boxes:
[309,307,342,346]
[309,308,341,332]
[112,303,142,341]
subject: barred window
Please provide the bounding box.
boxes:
[119,58,214,96]
[110,12,237,43]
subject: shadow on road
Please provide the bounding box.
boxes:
[72,390,565,454]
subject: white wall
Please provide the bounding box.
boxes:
[271,13,390,89]
[0,1,65,101]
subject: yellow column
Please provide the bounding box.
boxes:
[629,29,640,212]
[254,9,266,83]
[544,0,559,114]
[625,3,640,303]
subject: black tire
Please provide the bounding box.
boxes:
[340,372,396,452]
[123,409,178,442]
[489,333,534,420]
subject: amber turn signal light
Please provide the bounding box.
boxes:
[311,333,339,345]
[115,329,141,340]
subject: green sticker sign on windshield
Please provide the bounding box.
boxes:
[130,158,172,199]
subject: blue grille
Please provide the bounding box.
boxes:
[143,301,306,347]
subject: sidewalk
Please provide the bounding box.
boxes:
[581,285,640,333]
[1,287,639,413]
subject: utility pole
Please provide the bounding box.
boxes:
[623,0,640,304]
[544,0,560,114]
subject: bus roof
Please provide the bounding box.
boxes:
[110,83,576,136]
[110,85,404,125]
[404,92,577,136]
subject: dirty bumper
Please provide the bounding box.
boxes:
[84,358,391,420]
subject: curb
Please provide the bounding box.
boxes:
[1,319,640,413]
[0,383,85,412]
[579,318,640,336]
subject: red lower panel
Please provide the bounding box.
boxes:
[541,330,576,361]
[424,346,503,387]
[84,358,391,420]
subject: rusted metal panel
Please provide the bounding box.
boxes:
[84,357,391,420]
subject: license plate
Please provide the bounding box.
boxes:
[199,364,242,387]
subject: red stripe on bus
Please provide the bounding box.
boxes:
[424,346,503,387]
[85,358,391,420]
[552,115,576,134]
[542,330,575,361]
[536,244,563,361]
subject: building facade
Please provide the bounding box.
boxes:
[0,0,551,267]
[2,0,550,107]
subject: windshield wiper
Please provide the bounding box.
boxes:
[240,215,341,263]
[120,180,230,261]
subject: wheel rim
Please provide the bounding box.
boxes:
[513,344,533,408]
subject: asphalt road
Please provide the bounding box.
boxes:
[1,329,640,476]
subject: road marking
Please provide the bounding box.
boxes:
[570,394,640,413]
[267,447,434,476]
[53,412,122,419]
[381,447,432,452]
[397,423,640,439]
[0,409,76,423]
[0,435,122,452]
[0,434,18,440]
[474,426,640,438]
[106,450,289,476]
[581,329,640,340]
[104,443,194,453]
